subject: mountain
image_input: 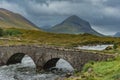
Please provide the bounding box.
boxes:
[0,8,40,30]
[48,15,102,36]
[41,25,51,31]
[114,32,120,37]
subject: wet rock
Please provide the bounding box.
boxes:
[55,77,67,80]
[105,46,113,50]
[50,67,59,74]
[65,73,72,78]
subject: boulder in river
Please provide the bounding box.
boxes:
[105,46,113,50]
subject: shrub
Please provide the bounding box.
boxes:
[112,73,120,80]
[0,28,3,37]
[82,62,94,72]
[4,29,22,36]
[113,43,118,50]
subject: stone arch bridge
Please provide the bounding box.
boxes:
[0,45,114,71]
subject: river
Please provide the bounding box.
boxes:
[0,55,74,80]
[77,44,113,51]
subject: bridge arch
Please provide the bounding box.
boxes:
[6,53,36,67]
[43,57,74,72]
[43,58,60,70]
[7,53,25,65]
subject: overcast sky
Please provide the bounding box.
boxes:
[0,0,120,35]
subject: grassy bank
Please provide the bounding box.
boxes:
[67,56,120,80]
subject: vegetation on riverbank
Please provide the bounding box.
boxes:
[66,55,120,80]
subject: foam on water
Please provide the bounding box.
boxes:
[77,44,113,51]
[56,59,74,72]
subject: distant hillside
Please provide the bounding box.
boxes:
[114,32,120,37]
[41,25,51,31]
[48,15,102,36]
[0,8,40,30]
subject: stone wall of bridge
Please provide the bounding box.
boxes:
[0,45,114,71]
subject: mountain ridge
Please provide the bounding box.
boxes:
[0,8,40,30]
[47,15,102,36]
[114,32,120,37]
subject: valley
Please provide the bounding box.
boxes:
[0,8,120,80]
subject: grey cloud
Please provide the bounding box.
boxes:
[0,0,120,35]
[104,0,120,7]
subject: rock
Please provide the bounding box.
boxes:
[0,59,4,66]
[50,67,59,73]
[105,46,113,50]
[65,73,72,78]
[87,68,93,73]
[55,77,67,80]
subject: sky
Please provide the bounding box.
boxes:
[0,0,120,35]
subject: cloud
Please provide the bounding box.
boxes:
[92,25,115,35]
[0,0,120,35]
[0,0,27,16]
[26,0,72,15]
[102,7,120,18]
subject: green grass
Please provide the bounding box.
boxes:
[92,59,120,80]
[67,56,120,80]
[4,29,22,36]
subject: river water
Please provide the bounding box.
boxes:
[77,44,113,51]
[0,55,74,80]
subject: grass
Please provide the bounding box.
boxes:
[67,56,120,80]
[1,28,120,48]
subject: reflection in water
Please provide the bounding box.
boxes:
[0,55,74,80]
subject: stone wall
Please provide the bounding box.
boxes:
[0,45,114,71]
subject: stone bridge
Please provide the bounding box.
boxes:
[0,45,114,71]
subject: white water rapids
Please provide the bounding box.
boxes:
[0,55,74,80]
[77,44,113,51]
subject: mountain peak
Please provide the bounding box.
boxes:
[62,15,89,25]
[68,15,80,19]
[114,32,120,37]
[48,15,102,36]
[67,15,80,22]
